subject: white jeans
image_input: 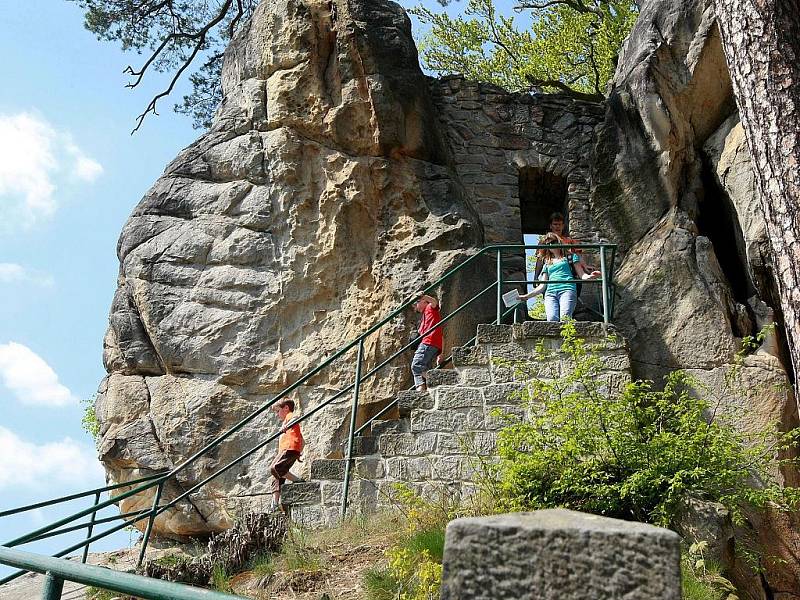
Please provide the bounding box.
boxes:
[544,288,577,321]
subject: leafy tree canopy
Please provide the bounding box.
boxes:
[411,0,639,99]
[71,0,257,131]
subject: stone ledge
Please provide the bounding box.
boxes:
[452,345,489,367]
[476,324,513,344]
[441,509,681,600]
[280,481,321,506]
[398,390,434,417]
[426,369,460,388]
[511,320,619,341]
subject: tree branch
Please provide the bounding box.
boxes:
[524,73,604,101]
[516,0,606,19]
[131,0,233,133]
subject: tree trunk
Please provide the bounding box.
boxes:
[714,0,800,404]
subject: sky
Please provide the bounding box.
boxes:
[0,0,528,569]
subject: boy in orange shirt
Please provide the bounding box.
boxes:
[270,398,305,512]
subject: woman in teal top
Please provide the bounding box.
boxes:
[520,233,600,321]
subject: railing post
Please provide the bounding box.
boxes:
[341,340,365,521]
[81,492,101,564]
[496,249,502,324]
[599,245,610,327]
[137,481,164,568]
[41,571,64,600]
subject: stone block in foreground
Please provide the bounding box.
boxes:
[441,509,681,600]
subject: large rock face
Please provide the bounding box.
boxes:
[591,0,799,596]
[97,0,484,538]
[95,0,798,594]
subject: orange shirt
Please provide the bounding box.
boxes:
[278,411,304,452]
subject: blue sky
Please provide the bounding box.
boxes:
[0,0,526,564]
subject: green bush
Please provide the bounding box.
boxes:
[489,320,799,527]
[81,394,100,441]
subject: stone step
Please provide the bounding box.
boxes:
[280,481,321,506]
[397,390,433,417]
[451,344,489,368]
[369,418,410,436]
[426,369,459,388]
[310,457,385,481]
[350,435,378,456]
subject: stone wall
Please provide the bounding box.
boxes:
[283,321,631,527]
[431,76,605,243]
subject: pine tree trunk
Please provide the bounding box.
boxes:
[714,0,800,401]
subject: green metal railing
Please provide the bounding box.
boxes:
[0,546,245,599]
[0,243,616,598]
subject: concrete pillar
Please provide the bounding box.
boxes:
[441,509,681,600]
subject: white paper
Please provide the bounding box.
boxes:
[502,289,521,307]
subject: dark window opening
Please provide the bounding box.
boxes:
[519,167,568,236]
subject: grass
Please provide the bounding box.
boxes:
[363,567,400,600]
[211,564,233,593]
[85,587,139,600]
[403,527,445,562]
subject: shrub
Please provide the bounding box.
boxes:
[81,394,100,441]
[489,320,799,526]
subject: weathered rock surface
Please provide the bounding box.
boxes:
[441,510,681,600]
[93,0,799,594]
[98,0,484,538]
[591,0,799,596]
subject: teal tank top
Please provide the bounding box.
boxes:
[544,258,576,294]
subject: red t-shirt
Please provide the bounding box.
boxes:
[419,304,443,350]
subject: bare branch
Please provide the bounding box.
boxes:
[130,0,234,133]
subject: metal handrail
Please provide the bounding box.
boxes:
[0,546,245,600]
[0,242,617,592]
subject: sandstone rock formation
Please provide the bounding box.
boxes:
[591,0,799,596]
[97,0,484,538]
[93,0,799,595]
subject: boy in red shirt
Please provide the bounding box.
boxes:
[270,398,305,512]
[411,293,443,391]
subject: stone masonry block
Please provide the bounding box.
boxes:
[370,419,409,436]
[485,405,526,430]
[310,459,345,481]
[512,320,620,343]
[411,408,484,433]
[489,342,531,362]
[597,351,631,371]
[436,386,483,410]
[320,481,343,506]
[476,324,512,344]
[280,481,321,506]
[351,436,378,456]
[426,369,460,388]
[438,431,496,455]
[352,457,385,479]
[452,345,489,367]
[387,457,432,481]
[459,367,492,386]
[398,390,434,417]
[441,509,681,600]
[483,383,527,405]
[431,455,462,480]
[378,432,437,457]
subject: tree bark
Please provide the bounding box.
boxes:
[714,0,800,404]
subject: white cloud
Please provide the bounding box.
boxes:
[0,427,103,491]
[66,140,104,183]
[0,342,77,406]
[0,262,54,287]
[0,112,103,229]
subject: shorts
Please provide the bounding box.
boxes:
[270,449,301,493]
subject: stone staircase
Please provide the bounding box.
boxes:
[281,321,631,528]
